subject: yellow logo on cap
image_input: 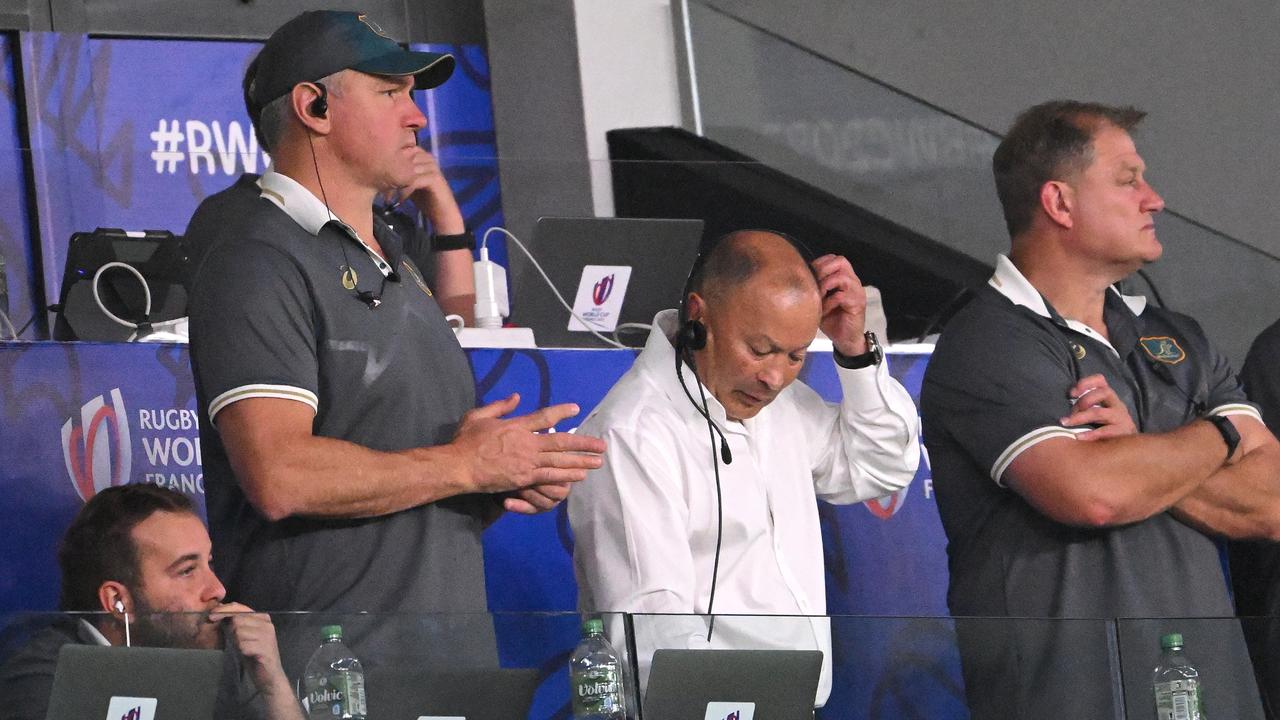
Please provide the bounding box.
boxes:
[358,14,390,38]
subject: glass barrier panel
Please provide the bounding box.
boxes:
[630,613,1128,720]
[680,0,1280,362]
[7,143,1280,357]
[6,611,1272,718]
[1118,616,1268,720]
[0,610,634,720]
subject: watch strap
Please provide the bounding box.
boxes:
[833,331,883,370]
[1205,415,1240,462]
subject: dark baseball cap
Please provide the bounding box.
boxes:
[249,10,455,108]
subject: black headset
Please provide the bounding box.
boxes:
[674,228,818,640]
[299,79,390,310]
[308,81,329,118]
[676,229,817,355]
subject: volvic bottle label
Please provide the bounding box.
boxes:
[1154,678,1202,720]
[307,673,367,718]
[306,677,343,718]
[572,666,623,715]
[344,672,367,716]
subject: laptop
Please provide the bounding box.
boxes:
[506,217,704,348]
[643,649,822,720]
[44,644,223,720]
[365,667,541,720]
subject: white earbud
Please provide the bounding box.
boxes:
[113,597,131,647]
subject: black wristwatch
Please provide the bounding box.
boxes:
[431,231,476,252]
[1204,415,1240,462]
[833,331,883,370]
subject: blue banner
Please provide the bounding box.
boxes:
[19,35,508,311]
[0,342,952,718]
[21,34,263,307]
[0,344,945,611]
[414,43,508,267]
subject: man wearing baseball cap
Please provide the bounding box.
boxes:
[187,10,606,670]
[245,10,455,111]
[185,46,480,324]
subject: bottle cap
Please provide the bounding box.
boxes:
[1160,633,1183,649]
[321,624,343,641]
[582,618,604,637]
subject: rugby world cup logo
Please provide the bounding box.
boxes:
[863,442,928,520]
[61,388,132,501]
[863,486,910,520]
[593,274,615,306]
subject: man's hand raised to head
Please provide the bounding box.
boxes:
[389,147,465,233]
[812,254,869,357]
[449,393,606,510]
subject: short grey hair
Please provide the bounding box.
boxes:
[254,70,347,152]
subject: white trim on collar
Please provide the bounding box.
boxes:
[988,254,1050,317]
[987,254,1148,318]
[1119,290,1147,316]
[258,170,394,278]
[259,169,340,236]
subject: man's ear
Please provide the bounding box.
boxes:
[1040,180,1075,230]
[291,83,329,135]
[97,582,132,616]
[685,291,707,324]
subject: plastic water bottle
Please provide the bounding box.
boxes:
[570,618,626,719]
[303,625,367,719]
[1153,633,1204,720]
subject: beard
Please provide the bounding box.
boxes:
[129,597,224,650]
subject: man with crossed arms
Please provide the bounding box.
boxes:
[923,100,1280,719]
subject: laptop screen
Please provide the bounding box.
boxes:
[506,217,704,348]
[643,649,822,720]
[44,644,223,720]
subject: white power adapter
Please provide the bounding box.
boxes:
[132,316,189,343]
[472,246,510,329]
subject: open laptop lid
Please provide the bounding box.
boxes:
[643,649,822,720]
[365,667,541,720]
[506,217,704,348]
[44,644,223,720]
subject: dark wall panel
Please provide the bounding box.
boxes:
[481,0,593,302]
[3,0,483,42]
[0,0,48,30]
[51,0,409,39]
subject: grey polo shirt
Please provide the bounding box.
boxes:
[189,171,488,620]
[922,255,1263,719]
[185,173,441,281]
